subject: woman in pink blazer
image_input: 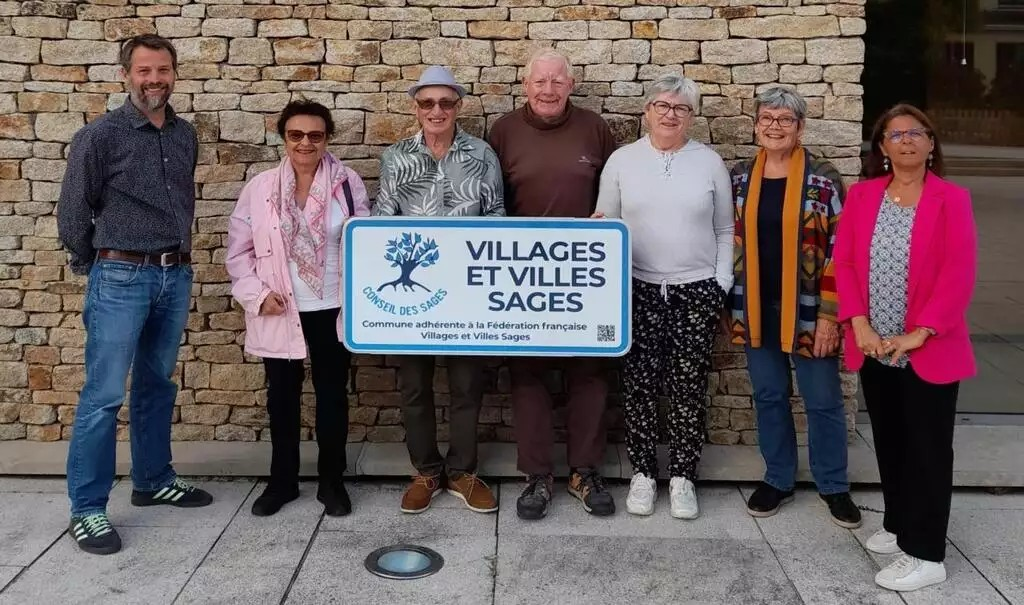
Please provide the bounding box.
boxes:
[226,101,371,518]
[834,104,976,593]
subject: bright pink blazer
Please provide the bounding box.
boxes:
[834,172,977,384]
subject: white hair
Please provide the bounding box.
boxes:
[523,48,573,80]
[755,86,807,122]
[644,74,700,111]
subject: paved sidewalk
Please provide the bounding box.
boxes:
[0,478,1020,604]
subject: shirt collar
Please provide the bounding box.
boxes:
[412,126,473,157]
[120,98,178,130]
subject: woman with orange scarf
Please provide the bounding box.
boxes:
[728,87,860,529]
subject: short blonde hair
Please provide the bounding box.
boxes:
[523,48,573,80]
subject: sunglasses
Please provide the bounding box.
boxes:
[415,98,459,111]
[285,130,326,144]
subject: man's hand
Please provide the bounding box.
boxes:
[259,291,286,316]
[813,318,840,358]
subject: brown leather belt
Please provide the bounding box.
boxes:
[97,249,191,266]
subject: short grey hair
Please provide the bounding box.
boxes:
[754,86,807,122]
[523,48,573,80]
[644,74,700,112]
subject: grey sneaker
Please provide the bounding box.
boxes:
[516,474,553,520]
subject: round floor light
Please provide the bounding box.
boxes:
[364,544,444,580]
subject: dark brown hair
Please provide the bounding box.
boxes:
[864,103,944,179]
[277,100,336,139]
[120,34,178,72]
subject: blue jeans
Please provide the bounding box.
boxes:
[66,260,192,516]
[744,303,849,495]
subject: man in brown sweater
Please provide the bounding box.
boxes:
[488,48,618,520]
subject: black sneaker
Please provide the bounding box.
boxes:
[516,474,553,520]
[568,468,615,516]
[131,478,214,508]
[69,513,122,555]
[317,480,352,517]
[746,482,795,518]
[251,484,299,517]
[821,492,863,529]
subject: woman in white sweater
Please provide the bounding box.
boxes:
[595,74,734,520]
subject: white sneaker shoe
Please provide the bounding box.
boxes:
[625,473,657,516]
[669,477,699,519]
[875,554,946,592]
[865,529,902,555]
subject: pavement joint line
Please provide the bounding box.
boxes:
[0,524,69,596]
[170,481,258,605]
[489,480,502,605]
[278,510,326,605]
[743,486,808,605]
[946,534,1013,604]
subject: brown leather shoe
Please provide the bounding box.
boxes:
[400,474,443,514]
[447,472,498,513]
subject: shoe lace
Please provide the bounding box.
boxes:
[630,474,654,497]
[413,474,439,490]
[578,469,606,494]
[671,478,694,498]
[171,477,195,493]
[454,473,487,498]
[82,513,112,536]
[524,474,550,498]
[892,555,920,575]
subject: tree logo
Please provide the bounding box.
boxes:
[377,232,439,293]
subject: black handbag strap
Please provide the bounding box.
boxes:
[341,180,355,217]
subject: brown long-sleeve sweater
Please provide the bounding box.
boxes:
[487,103,617,219]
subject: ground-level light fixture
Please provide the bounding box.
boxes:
[364,544,444,580]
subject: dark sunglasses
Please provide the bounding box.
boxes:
[285,130,326,144]
[415,98,459,111]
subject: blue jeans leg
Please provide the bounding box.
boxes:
[793,354,849,495]
[66,261,153,516]
[745,343,798,492]
[129,266,191,492]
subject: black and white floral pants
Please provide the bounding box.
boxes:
[623,277,724,480]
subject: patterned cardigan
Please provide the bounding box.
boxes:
[728,150,846,357]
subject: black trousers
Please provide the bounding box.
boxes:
[860,359,959,562]
[399,356,484,476]
[263,308,351,490]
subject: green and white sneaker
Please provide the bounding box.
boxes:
[69,513,121,555]
[130,478,213,508]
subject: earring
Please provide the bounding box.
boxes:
[928,153,934,168]
[882,157,890,172]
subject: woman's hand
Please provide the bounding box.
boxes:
[881,329,929,365]
[259,292,286,316]
[813,318,840,358]
[590,212,605,219]
[851,316,886,359]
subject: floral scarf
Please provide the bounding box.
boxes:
[270,153,348,298]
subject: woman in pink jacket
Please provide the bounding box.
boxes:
[226,100,371,518]
[835,104,976,593]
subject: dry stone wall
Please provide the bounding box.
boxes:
[0,0,865,444]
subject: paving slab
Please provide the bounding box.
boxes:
[0,568,21,592]
[494,534,800,605]
[498,482,762,541]
[319,481,498,538]
[285,531,496,605]
[174,482,324,605]
[952,426,1024,487]
[0,492,72,566]
[851,491,1009,605]
[951,489,1024,510]
[0,478,69,493]
[0,525,222,605]
[105,479,255,528]
[948,509,1024,604]
[740,487,903,605]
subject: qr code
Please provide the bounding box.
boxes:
[597,325,616,342]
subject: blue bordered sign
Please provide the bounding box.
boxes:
[342,217,631,357]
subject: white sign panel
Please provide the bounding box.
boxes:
[342,217,631,356]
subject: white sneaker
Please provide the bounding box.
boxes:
[875,554,946,592]
[669,477,699,519]
[625,473,657,516]
[865,529,902,555]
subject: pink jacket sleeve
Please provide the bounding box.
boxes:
[834,183,867,323]
[344,167,372,218]
[914,188,977,336]
[225,181,271,316]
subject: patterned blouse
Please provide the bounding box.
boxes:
[373,128,505,218]
[868,191,917,368]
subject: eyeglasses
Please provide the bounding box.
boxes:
[757,115,799,129]
[650,101,693,118]
[415,98,459,111]
[285,130,326,144]
[885,128,930,144]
